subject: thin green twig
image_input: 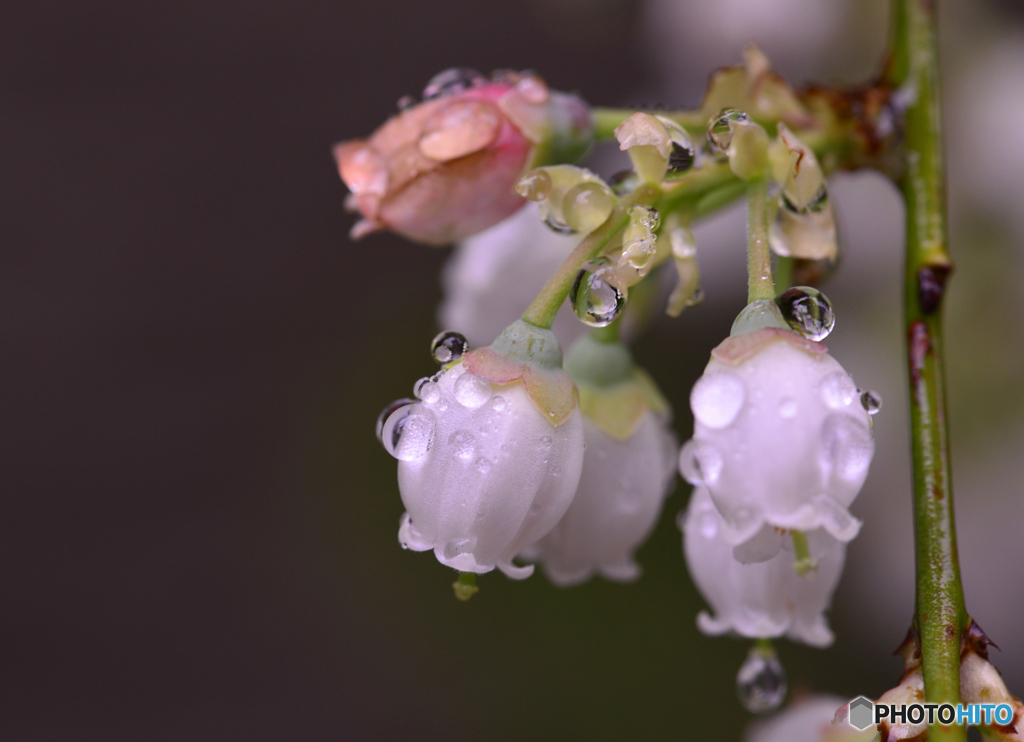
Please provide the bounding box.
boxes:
[888,2,966,740]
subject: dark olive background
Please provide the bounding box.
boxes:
[4,1,1021,740]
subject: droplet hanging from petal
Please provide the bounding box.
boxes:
[737,643,787,713]
[774,287,835,341]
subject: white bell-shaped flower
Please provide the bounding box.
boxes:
[395,321,585,578]
[680,301,875,548]
[527,336,678,585]
[682,486,845,647]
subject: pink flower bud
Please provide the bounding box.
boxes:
[334,69,593,245]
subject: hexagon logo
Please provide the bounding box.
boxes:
[849,696,874,730]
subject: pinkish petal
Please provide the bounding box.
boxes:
[522,367,578,426]
[418,99,502,162]
[464,347,527,384]
[711,327,827,366]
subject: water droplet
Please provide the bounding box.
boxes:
[778,397,798,419]
[474,457,493,474]
[678,440,723,487]
[707,108,751,156]
[380,403,436,461]
[422,68,485,100]
[860,390,882,415]
[820,415,874,482]
[690,371,746,429]
[561,182,614,234]
[431,331,469,364]
[820,372,857,409]
[436,399,449,411]
[608,169,640,197]
[448,430,476,462]
[515,168,552,201]
[413,377,441,404]
[541,207,575,235]
[570,258,626,327]
[454,372,492,408]
[376,398,415,443]
[539,436,552,451]
[774,286,835,341]
[396,94,416,111]
[489,396,506,412]
[737,645,787,714]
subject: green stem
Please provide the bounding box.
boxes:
[791,530,818,576]
[888,1,966,738]
[521,185,660,329]
[746,176,774,302]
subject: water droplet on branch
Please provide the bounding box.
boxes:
[707,108,751,156]
[569,258,626,327]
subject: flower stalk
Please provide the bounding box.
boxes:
[746,176,774,303]
[888,1,967,739]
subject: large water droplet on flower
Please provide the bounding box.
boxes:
[737,645,787,713]
[422,68,486,100]
[707,108,751,156]
[860,389,882,415]
[562,182,614,234]
[413,376,441,404]
[376,398,414,443]
[454,372,492,408]
[379,401,436,461]
[690,371,746,429]
[431,331,469,364]
[449,430,477,462]
[774,286,835,341]
[679,440,724,487]
[819,372,857,409]
[820,415,874,482]
[570,258,626,327]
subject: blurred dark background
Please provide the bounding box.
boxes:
[3,1,1022,740]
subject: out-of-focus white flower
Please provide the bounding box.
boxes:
[682,487,845,647]
[745,695,866,742]
[526,336,678,585]
[680,307,874,549]
[395,321,584,578]
[438,203,585,348]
